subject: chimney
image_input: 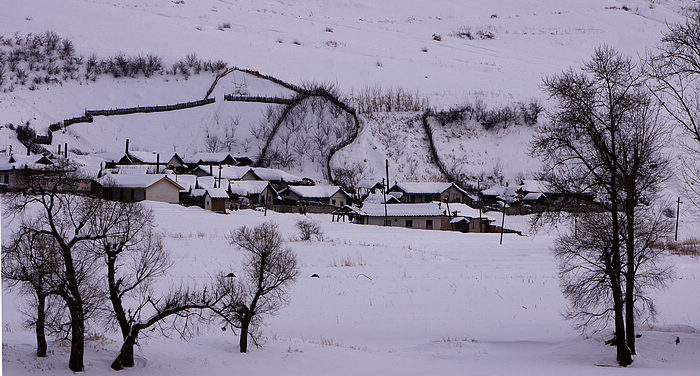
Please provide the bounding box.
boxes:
[125,139,130,154]
[156,153,160,174]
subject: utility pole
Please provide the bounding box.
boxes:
[500,201,506,245]
[384,159,390,226]
[675,197,682,241]
[477,178,482,233]
[382,177,389,226]
[385,159,390,193]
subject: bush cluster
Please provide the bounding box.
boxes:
[0,31,229,92]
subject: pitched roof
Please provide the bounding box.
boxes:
[357,179,384,189]
[362,192,399,204]
[98,173,183,189]
[168,174,197,192]
[228,180,273,196]
[523,192,545,201]
[127,151,161,164]
[117,165,149,175]
[206,188,230,199]
[519,179,552,194]
[196,176,216,189]
[391,182,466,195]
[481,185,518,197]
[284,185,346,198]
[251,167,303,183]
[440,202,484,218]
[360,203,446,217]
[0,154,55,171]
[186,152,234,164]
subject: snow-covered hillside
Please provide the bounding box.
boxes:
[0,0,692,184]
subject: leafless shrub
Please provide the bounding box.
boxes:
[420,46,428,52]
[218,22,232,31]
[296,219,324,241]
[348,85,429,113]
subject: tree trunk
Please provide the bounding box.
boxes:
[625,206,636,355]
[609,120,632,367]
[35,293,47,358]
[612,281,632,366]
[112,329,139,370]
[239,318,250,353]
[106,250,134,366]
[68,307,85,372]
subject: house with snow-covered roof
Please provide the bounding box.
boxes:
[204,187,229,213]
[250,167,303,184]
[388,182,472,205]
[279,185,352,207]
[0,153,59,190]
[355,202,449,229]
[185,152,237,166]
[98,173,183,204]
[228,180,278,207]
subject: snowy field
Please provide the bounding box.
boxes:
[2,202,699,375]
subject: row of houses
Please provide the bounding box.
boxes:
[334,201,498,233]
[1,150,527,235]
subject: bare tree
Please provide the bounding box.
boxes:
[554,208,672,337]
[5,188,117,371]
[532,46,647,366]
[648,7,700,206]
[110,285,217,370]
[214,222,298,353]
[203,125,222,153]
[2,228,62,357]
[94,202,171,369]
[331,160,369,196]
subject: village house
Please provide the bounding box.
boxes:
[441,202,496,233]
[204,187,229,213]
[479,184,519,207]
[98,173,183,204]
[388,182,473,205]
[361,191,400,205]
[228,180,278,207]
[279,185,352,207]
[356,179,385,197]
[354,203,450,230]
[0,153,57,191]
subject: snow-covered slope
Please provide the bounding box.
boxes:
[0,0,691,183]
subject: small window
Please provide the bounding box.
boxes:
[444,195,449,202]
[340,201,344,206]
[3,175,8,184]
[332,199,336,205]
[426,220,433,226]
[405,220,413,228]
[472,221,475,229]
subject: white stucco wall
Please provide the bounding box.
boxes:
[145,179,180,204]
